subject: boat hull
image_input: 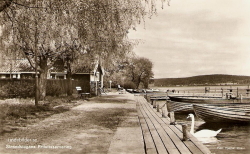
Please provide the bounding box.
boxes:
[167,101,194,113]
[168,96,250,103]
[193,103,250,123]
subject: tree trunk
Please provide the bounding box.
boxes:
[38,72,47,100]
[136,75,142,89]
[66,59,73,96]
[143,79,149,89]
[38,58,48,100]
[67,72,73,96]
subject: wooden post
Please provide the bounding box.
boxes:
[144,94,147,100]
[153,100,156,108]
[162,108,166,118]
[182,124,189,141]
[166,100,171,112]
[247,85,250,97]
[170,112,175,125]
[157,104,160,112]
[165,103,169,117]
[165,101,169,116]
[237,87,239,97]
[161,104,168,118]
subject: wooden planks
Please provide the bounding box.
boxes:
[138,103,168,154]
[140,99,192,154]
[137,108,158,154]
[136,96,211,154]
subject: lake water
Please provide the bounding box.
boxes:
[155,85,250,96]
[175,113,250,154]
[154,86,250,154]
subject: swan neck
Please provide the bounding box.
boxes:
[190,116,195,134]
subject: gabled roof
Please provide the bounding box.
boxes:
[72,60,104,75]
[49,59,100,74]
[0,59,34,73]
[0,58,104,75]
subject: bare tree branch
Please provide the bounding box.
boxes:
[0,0,13,12]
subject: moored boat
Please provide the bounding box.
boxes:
[193,103,250,123]
[145,89,154,93]
[150,95,169,100]
[144,89,161,93]
[167,101,193,113]
[126,89,134,93]
[152,89,160,92]
[168,94,250,103]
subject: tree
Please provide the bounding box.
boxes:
[1,0,167,103]
[1,0,80,100]
[58,46,96,96]
[126,57,154,89]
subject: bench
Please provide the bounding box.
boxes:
[76,87,91,100]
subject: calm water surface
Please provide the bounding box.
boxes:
[175,114,250,154]
[154,86,250,154]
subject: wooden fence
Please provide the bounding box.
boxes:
[0,79,91,98]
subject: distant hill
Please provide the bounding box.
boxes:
[153,74,250,86]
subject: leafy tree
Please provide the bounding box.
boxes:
[118,56,154,89]
[1,1,70,100]
[1,0,167,103]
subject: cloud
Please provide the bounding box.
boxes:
[128,0,250,78]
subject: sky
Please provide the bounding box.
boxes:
[128,0,250,79]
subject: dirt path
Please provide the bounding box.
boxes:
[0,92,141,154]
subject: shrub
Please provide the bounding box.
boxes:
[0,79,85,98]
[14,81,35,98]
[0,81,35,98]
[46,83,64,97]
[123,81,136,89]
[8,81,35,98]
[0,88,8,98]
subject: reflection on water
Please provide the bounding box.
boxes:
[175,113,250,154]
[196,137,218,144]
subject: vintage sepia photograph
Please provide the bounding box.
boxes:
[1,0,250,154]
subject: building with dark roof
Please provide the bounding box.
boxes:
[0,59,105,95]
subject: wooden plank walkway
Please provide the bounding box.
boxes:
[135,95,211,154]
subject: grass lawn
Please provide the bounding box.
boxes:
[0,93,138,154]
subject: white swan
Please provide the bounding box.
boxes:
[187,113,222,138]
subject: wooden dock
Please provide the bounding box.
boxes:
[136,96,211,154]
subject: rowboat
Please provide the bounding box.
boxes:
[167,93,250,113]
[167,96,228,113]
[167,96,250,114]
[193,103,250,123]
[145,89,161,93]
[167,101,194,113]
[168,95,250,103]
[167,94,241,113]
[150,95,169,100]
